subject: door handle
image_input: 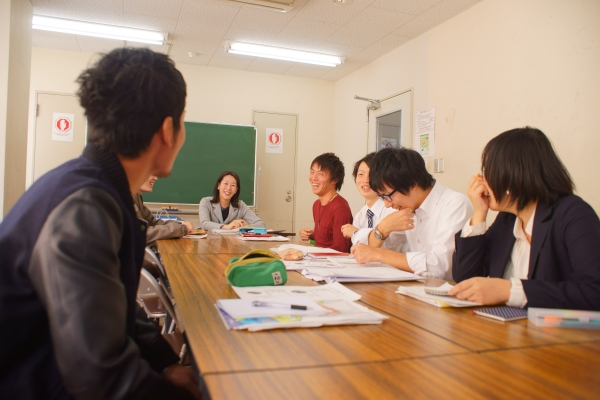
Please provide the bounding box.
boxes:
[285,196,292,202]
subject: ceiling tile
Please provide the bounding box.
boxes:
[178,0,240,26]
[327,6,413,47]
[347,34,411,64]
[123,0,184,20]
[295,0,372,25]
[208,55,255,70]
[275,17,342,43]
[32,30,81,52]
[284,64,330,79]
[393,0,481,37]
[318,60,366,81]
[170,37,221,58]
[370,0,443,16]
[76,36,125,54]
[229,5,295,34]
[33,0,124,26]
[123,13,178,33]
[223,27,279,45]
[246,58,295,74]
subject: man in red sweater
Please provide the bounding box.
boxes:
[300,153,353,252]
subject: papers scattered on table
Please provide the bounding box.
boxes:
[182,234,207,239]
[396,283,481,307]
[528,308,600,329]
[235,235,289,242]
[216,297,387,331]
[232,282,361,302]
[212,229,240,235]
[302,266,423,283]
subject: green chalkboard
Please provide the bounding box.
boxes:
[143,121,257,206]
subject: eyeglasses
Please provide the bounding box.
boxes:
[377,188,397,202]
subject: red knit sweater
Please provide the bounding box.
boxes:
[311,194,353,252]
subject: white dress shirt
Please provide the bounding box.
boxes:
[351,198,404,251]
[401,182,473,280]
[460,208,535,307]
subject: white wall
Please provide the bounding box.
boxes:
[28,47,335,231]
[334,0,600,215]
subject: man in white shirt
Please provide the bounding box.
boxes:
[341,152,403,251]
[351,148,473,280]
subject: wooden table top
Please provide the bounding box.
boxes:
[157,236,600,399]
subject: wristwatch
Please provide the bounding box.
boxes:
[373,225,387,240]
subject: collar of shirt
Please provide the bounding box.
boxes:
[370,197,387,217]
[513,207,536,242]
[414,181,443,220]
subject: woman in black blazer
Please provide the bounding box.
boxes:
[449,127,600,310]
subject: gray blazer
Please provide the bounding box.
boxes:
[199,196,266,231]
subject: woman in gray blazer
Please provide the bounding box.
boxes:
[199,171,266,231]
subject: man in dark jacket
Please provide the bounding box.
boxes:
[0,48,200,399]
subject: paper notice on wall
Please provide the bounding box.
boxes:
[52,112,74,142]
[415,108,435,156]
[266,128,283,153]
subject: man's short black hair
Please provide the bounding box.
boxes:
[352,152,377,181]
[311,153,345,191]
[77,47,186,158]
[369,148,433,194]
[482,126,574,211]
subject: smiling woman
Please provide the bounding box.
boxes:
[199,171,265,231]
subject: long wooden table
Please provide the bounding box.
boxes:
[158,235,600,399]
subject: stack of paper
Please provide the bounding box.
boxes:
[396,283,481,307]
[216,294,387,331]
[271,244,342,255]
[296,258,423,283]
[183,234,207,239]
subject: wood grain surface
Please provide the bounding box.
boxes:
[157,237,600,399]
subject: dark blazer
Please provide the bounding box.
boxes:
[453,195,600,310]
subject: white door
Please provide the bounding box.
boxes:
[368,90,412,153]
[33,93,86,182]
[253,111,298,232]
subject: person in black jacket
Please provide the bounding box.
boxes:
[450,127,600,310]
[0,48,201,399]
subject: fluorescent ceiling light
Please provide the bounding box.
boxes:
[227,42,343,67]
[32,15,166,45]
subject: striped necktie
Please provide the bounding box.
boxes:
[367,209,374,229]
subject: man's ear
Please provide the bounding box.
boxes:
[157,116,175,147]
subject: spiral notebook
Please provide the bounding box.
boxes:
[473,306,528,322]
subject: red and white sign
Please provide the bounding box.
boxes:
[52,112,75,142]
[266,128,283,153]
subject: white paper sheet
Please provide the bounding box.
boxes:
[232,282,361,301]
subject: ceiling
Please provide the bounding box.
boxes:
[31,0,482,81]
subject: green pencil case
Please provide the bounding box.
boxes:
[224,249,287,287]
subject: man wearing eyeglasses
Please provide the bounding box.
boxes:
[351,148,472,280]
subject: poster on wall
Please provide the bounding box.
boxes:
[415,108,435,156]
[266,128,283,153]
[52,112,74,142]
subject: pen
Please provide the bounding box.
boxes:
[252,301,309,310]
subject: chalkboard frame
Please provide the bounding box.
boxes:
[143,120,257,207]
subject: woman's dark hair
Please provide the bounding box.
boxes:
[210,171,241,208]
[369,148,434,194]
[482,127,574,211]
[311,153,345,191]
[352,152,377,181]
[77,47,187,158]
